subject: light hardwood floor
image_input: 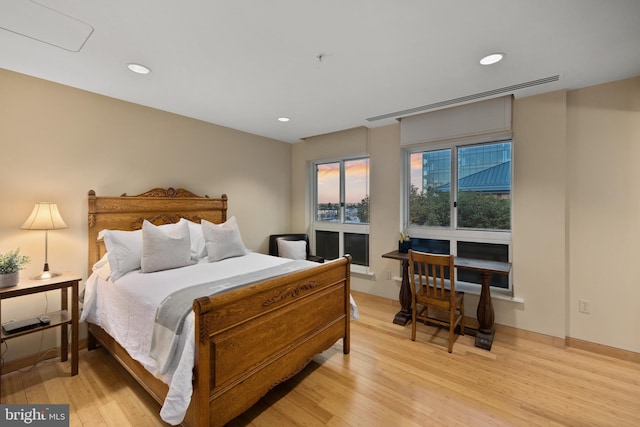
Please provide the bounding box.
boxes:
[2,291,639,426]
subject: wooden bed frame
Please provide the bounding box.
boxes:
[87,188,351,426]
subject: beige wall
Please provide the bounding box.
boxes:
[0,69,292,362]
[292,77,640,354]
[510,90,568,337]
[567,77,640,351]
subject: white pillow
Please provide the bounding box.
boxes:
[185,219,207,260]
[98,228,143,281]
[141,219,193,273]
[277,239,307,260]
[98,220,187,281]
[202,217,248,262]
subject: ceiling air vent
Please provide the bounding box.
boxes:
[0,0,94,52]
[366,75,560,122]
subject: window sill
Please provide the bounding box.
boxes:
[351,265,374,279]
[392,276,524,304]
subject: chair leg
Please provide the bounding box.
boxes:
[411,300,417,341]
[460,296,465,336]
[448,306,455,353]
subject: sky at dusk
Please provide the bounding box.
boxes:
[410,153,423,191]
[317,159,369,204]
[317,156,425,203]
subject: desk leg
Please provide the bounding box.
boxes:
[393,259,412,326]
[475,270,495,350]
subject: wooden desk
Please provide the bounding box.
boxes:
[382,251,413,326]
[382,250,511,350]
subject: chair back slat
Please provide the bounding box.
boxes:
[409,250,455,303]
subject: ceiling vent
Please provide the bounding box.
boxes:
[366,75,560,122]
[0,0,94,52]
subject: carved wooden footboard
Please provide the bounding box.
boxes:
[191,256,351,426]
[86,188,351,426]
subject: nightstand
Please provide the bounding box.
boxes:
[0,272,81,400]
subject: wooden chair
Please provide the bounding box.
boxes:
[408,250,465,353]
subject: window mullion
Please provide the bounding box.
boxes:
[339,161,345,256]
[339,160,345,224]
[451,148,458,230]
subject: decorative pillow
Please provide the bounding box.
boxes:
[98,228,143,281]
[277,239,307,260]
[185,219,207,260]
[202,217,248,262]
[141,219,193,273]
[98,220,188,281]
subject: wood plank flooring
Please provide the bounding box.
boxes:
[2,291,639,426]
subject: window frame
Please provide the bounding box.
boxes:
[403,137,513,293]
[311,156,370,274]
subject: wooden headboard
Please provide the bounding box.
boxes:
[87,188,228,273]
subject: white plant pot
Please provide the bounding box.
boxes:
[0,272,19,288]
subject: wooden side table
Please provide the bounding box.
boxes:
[0,272,81,400]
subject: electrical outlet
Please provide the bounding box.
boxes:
[579,299,591,314]
[385,270,392,280]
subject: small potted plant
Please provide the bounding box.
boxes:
[398,232,412,253]
[0,248,31,288]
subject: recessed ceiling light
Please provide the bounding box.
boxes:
[277,117,290,122]
[127,63,151,74]
[480,53,505,65]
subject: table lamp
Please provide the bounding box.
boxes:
[20,202,68,279]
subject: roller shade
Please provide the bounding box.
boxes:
[400,96,512,146]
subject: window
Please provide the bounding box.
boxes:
[406,140,512,291]
[313,157,369,269]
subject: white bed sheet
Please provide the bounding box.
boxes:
[81,252,314,425]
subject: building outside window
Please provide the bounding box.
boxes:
[313,157,369,270]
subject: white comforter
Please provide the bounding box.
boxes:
[80,252,316,425]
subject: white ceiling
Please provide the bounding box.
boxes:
[1,0,639,143]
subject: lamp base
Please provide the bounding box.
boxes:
[30,271,62,280]
[31,262,61,280]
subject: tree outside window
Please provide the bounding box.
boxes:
[409,142,511,231]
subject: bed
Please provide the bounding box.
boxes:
[84,188,352,426]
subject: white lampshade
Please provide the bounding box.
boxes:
[20,202,68,280]
[20,202,68,230]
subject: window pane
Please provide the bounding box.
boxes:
[344,233,369,266]
[457,142,511,230]
[409,149,451,227]
[345,158,369,224]
[315,230,339,260]
[316,162,340,222]
[411,238,450,254]
[457,241,509,289]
